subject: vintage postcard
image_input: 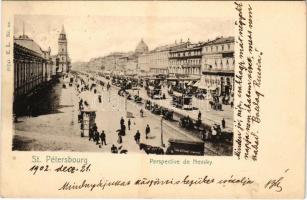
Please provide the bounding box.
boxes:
[0,1,306,198]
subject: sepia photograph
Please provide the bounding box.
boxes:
[12,15,235,156]
[2,1,306,198]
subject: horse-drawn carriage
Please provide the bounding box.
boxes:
[195,92,205,99]
[209,96,222,111]
[201,124,233,143]
[147,86,162,99]
[118,89,129,97]
[151,104,162,115]
[145,100,152,110]
[179,115,210,135]
[133,95,143,104]
[209,101,222,111]
[161,108,174,121]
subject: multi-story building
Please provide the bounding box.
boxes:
[138,42,188,75]
[168,41,203,76]
[88,52,125,73]
[201,36,235,96]
[42,47,55,81]
[13,34,48,115]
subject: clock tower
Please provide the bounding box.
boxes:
[58,25,70,73]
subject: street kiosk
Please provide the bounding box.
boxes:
[80,110,96,137]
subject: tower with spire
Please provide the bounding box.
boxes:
[57,25,70,73]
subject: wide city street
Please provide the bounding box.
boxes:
[13,74,233,156]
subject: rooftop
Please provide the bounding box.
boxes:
[14,35,44,57]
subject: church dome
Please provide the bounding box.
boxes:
[135,39,149,54]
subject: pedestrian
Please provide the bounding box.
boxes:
[140,108,144,117]
[100,130,107,145]
[134,130,140,144]
[92,123,98,142]
[222,118,226,129]
[120,117,125,127]
[95,130,100,144]
[89,127,93,141]
[111,144,118,153]
[98,95,102,103]
[117,132,123,144]
[93,123,98,134]
[198,111,202,121]
[128,119,131,130]
[122,124,126,136]
[145,124,150,139]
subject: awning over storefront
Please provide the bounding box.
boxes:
[187,81,194,86]
[194,79,206,88]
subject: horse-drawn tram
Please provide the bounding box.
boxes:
[172,91,193,110]
[166,139,205,156]
[147,86,162,99]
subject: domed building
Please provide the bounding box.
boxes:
[135,39,149,55]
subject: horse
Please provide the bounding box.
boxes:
[139,143,164,155]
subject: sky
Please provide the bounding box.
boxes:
[14,15,234,62]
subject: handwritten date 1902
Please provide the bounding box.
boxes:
[29,164,91,175]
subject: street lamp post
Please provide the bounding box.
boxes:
[108,88,111,102]
[160,115,165,147]
[125,94,127,112]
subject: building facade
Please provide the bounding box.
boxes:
[43,47,55,81]
[13,34,49,115]
[138,47,169,75]
[168,41,202,76]
[201,36,235,96]
[138,42,189,75]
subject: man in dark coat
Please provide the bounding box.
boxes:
[117,132,123,144]
[95,131,100,144]
[98,95,102,103]
[120,117,125,127]
[93,123,98,133]
[122,124,126,136]
[222,118,226,129]
[100,130,106,145]
[134,130,140,144]
[89,127,93,141]
[145,124,150,139]
[140,109,144,117]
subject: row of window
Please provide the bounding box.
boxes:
[170,50,202,58]
[204,58,235,70]
[14,59,46,96]
[168,67,200,75]
[204,77,232,85]
[170,58,201,66]
[204,43,233,53]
